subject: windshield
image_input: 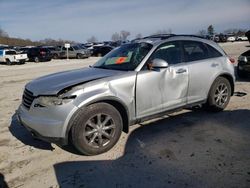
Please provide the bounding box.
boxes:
[73,46,80,50]
[93,42,153,71]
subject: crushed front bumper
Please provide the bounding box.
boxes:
[16,103,78,145]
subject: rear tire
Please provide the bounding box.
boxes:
[71,103,123,155]
[206,77,231,112]
[76,54,82,59]
[53,54,59,59]
[34,57,39,63]
[6,59,12,65]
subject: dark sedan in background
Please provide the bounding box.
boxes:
[237,50,250,78]
[21,47,52,63]
[92,46,114,57]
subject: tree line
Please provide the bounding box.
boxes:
[0,27,76,46]
[0,25,248,46]
[198,25,248,36]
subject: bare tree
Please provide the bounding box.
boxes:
[111,32,121,42]
[120,30,130,41]
[207,25,214,36]
[135,33,143,39]
[224,28,247,36]
[87,36,98,43]
[197,29,207,36]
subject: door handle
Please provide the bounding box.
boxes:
[176,68,187,74]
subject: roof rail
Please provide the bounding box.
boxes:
[173,34,206,39]
[143,34,206,40]
[143,34,176,40]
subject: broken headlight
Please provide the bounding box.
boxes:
[35,95,76,107]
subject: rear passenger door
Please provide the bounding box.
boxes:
[182,40,223,104]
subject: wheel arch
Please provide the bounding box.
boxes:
[207,73,234,98]
[217,73,235,96]
[65,96,130,144]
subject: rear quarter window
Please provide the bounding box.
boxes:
[183,41,209,62]
[205,44,223,58]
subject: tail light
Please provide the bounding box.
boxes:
[40,51,46,55]
[229,57,235,64]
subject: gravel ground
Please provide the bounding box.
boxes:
[0,42,250,188]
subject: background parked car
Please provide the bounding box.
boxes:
[91,45,114,56]
[246,30,250,43]
[227,36,236,42]
[236,36,248,41]
[40,46,62,59]
[237,50,250,78]
[22,47,52,62]
[0,49,28,65]
[60,45,91,59]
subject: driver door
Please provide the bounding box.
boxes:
[136,41,189,118]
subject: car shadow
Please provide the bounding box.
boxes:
[0,62,25,66]
[0,173,9,188]
[53,109,250,188]
[9,113,54,150]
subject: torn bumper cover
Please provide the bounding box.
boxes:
[16,104,77,146]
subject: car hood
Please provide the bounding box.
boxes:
[26,67,123,96]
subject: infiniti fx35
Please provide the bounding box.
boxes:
[17,35,235,155]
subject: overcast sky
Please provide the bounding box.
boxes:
[0,0,249,42]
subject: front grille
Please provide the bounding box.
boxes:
[22,89,35,109]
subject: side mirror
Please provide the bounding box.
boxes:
[151,59,169,69]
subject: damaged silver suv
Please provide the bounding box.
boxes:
[17,35,235,155]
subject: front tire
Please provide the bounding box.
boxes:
[53,54,59,59]
[6,59,12,65]
[76,54,82,59]
[71,103,123,155]
[206,77,231,112]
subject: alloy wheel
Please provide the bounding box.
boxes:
[214,83,229,106]
[84,113,116,148]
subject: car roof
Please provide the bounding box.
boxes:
[134,34,225,55]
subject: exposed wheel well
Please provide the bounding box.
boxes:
[219,74,234,96]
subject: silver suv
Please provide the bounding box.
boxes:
[17,35,235,155]
[60,45,91,59]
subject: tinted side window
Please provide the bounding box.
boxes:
[150,41,182,65]
[6,51,17,55]
[205,44,222,58]
[183,41,208,62]
[30,48,37,55]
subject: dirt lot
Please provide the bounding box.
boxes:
[0,42,250,188]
